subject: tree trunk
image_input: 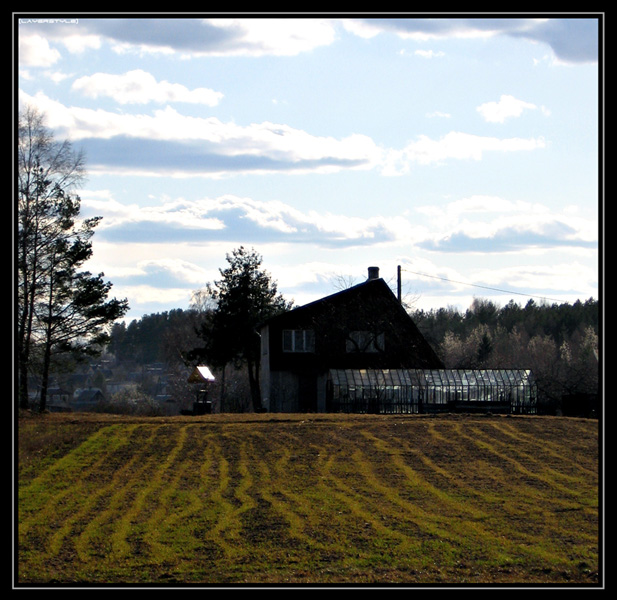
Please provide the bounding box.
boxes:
[18,349,31,410]
[220,364,226,413]
[39,343,51,413]
[17,229,38,410]
[246,356,262,412]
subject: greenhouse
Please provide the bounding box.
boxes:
[326,369,537,415]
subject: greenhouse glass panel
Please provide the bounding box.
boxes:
[327,369,536,414]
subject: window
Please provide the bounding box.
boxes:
[346,331,385,353]
[283,329,315,352]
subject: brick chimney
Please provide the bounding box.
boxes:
[368,266,380,280]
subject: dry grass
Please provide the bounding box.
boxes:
[16,411,600,586]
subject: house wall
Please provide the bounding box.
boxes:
[262,369,328,413]
[260,324,272,410]
[267,371,300,412]
[261,325,330,412]
[316,373,327,412]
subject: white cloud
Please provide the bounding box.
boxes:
[72,69,224,106]
[384,131,545,172]
[81,195,226,232]
[342,18,598,63]
[472,262,595,294]
[83,190,597,262]
[61,34,102,54]
[343,18,523,42]
[18,18,338,68]
[20,89,548,181]
[477,94,538,123]
[19,91,382,177]
[134,258,212,285]
[414,194,597,254]
[438,195,548,216]
[19,34,61,67]
[82,193,418,247]
[112,284,193,306]
[19,17,598,66]
[400,257,597,308]
[77,18,336,58]
[201,18,337,56]
[46,71,74,84]
[425,111,451,119]
[414,49,445,58]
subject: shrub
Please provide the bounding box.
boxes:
[95,388,165,416]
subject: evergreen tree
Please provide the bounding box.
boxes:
[188,247,291,412]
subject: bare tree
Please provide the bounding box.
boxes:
[17,106,127,411]
[18,107,87,409]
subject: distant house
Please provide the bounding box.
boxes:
[46,387,72,412]
[259,267,444,413]
[72,388,105,411]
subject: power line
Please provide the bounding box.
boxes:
[400,267,565,304]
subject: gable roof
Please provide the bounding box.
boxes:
[187,365,216,383]
[262,274,444,369]
[262,276,398,326]
[74,388,105,402]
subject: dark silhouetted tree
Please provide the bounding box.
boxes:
[188,247,291,412]
[17,106,128,411]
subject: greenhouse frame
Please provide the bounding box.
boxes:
[326,369,537,415]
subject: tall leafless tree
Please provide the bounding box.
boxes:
[17,106,127,411]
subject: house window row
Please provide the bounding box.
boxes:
[283,329,315,353]
[282,329,384,353]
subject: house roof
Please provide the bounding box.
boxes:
[262,276,401,327]
[188,365,216,383]
[74,388,104,402]
[261,274,444,369]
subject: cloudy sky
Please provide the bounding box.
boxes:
[17,15,601,321]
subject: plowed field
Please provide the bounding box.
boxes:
[17,412,600,586]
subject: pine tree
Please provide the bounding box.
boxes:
[189,247,291,412]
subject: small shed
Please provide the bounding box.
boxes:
[327,368,537,415]
[186,366,216,415]
[188,365,216,384]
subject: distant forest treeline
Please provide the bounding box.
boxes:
[107,296,600,414]
[108,308,206,366]
[413,297,598,368]
[412,297,599,412]
[414,297,599,351]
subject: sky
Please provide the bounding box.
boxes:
[16,14,602,323]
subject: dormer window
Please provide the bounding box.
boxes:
[346,331,385,353]
[283,329,315,353]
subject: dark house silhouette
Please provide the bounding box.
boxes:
[259,267,443,412]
